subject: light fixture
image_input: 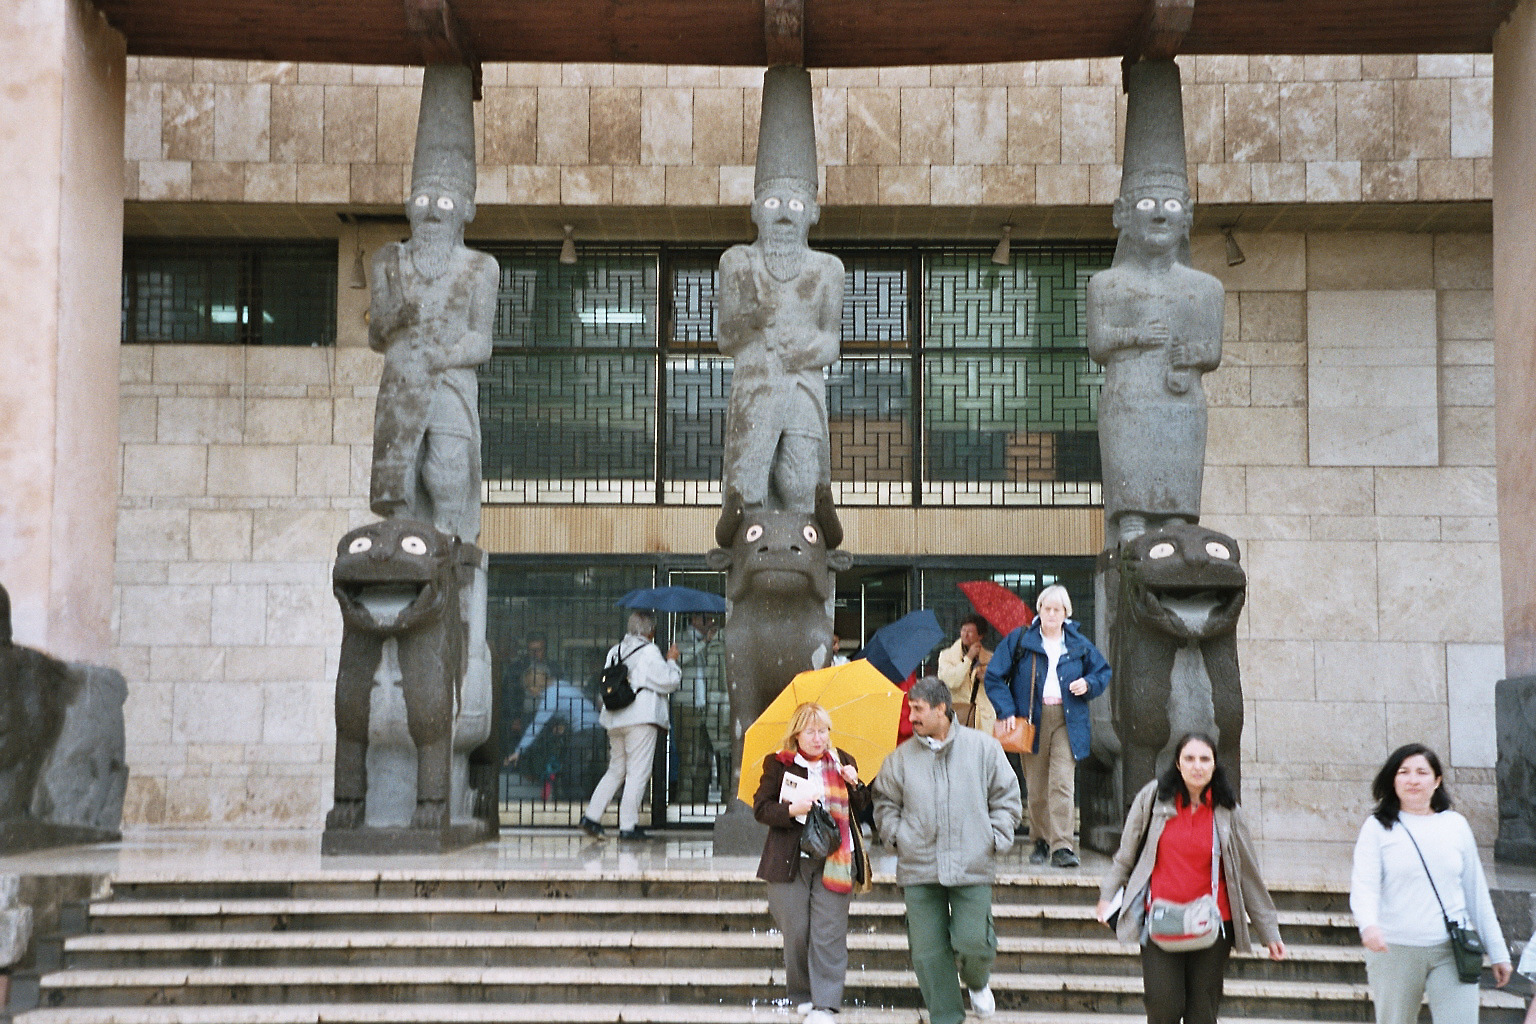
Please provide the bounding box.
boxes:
[348,216,368,289]
[559,224,577,265]
[991,224,1012,266]
[1222,225,1246,267]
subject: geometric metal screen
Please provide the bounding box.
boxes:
[480,243,1108,507]
[922,246,1109,505]
[121,240,337,346]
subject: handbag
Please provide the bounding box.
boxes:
[992,656,1038,754]
[1402,824,1487,984]
[1147,817,1223,952]
[799,802,839,858]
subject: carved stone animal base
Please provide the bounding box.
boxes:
[0,821,118,855]
[321,821,493,856]
[712,800,769,856]
[1495,675,1536,864]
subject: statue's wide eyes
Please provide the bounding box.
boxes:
[1163,198,1183,214]
[788,198,805,212]
[1147,542,1175,559]
[435,196,454,211]
[1205,541,1230,560]
[401,536,428,556]
[744,524,764,543]
[348,536,372,554]
[762,197,781,210]
[413,194,430,207]
[802,525,819,544]
[1136,197,1157,212]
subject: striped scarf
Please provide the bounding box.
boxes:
[815,751,855,894]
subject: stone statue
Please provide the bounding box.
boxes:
[328,63,495,853]
[369,65,498,544]
[1086,59,1223,548]
[707,484,851,852]
[1108,523,1246,796]
[1082,61,1237,851]
[711,66,850,853]
[0,583,127,852]
[325,518,497,846]
[1495,676,1536,862]
[718,65,844,516]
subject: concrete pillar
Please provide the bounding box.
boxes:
[0,0,126,660]
[1493,0,1536,863]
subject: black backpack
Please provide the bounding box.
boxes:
[599,644,641,711]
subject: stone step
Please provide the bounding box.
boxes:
[84,895,1359,943]
[59,929,1366,980]
[9,1005,1411,1024]
[42,962,1495,1019]
[102,870,1349,912]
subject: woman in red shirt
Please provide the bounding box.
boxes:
[1095,733,1285,1024]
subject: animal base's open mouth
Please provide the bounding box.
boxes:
[343,583,427,627]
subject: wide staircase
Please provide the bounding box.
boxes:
[11,864,1526,1024]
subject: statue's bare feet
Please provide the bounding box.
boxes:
[326,799,364,830]
[411,799,448,831]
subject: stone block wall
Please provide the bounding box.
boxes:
[121,54,1492,207]
[1189,231,1500,845]
[113,345,381,827]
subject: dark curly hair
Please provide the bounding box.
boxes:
[1371,743,1450,829]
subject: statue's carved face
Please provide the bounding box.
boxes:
[406,189,473,239]
[1114,190,1191,251]
[751,184,819,247]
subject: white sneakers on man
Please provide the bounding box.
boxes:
[795,1004,814,1015]
[968,984,996,1016]
[803,1010,836,1024]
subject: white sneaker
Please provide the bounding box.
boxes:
[968,984,995,1016]
[795,1003,814,1015]
[804,1010,836,1024]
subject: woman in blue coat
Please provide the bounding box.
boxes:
[983,584,1110,867]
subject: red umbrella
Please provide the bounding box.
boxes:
[958,580,1035,636]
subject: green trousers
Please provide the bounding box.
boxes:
[902,883,996,1024]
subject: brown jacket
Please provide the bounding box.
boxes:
[753,748,871,884]
[1098,779,1281,952]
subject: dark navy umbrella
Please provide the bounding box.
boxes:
[615,586,727,614]
[858,608,944,684]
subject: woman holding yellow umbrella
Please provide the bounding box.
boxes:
[753,702,872,1024]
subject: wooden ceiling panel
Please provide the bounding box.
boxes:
[95,0,1519,66]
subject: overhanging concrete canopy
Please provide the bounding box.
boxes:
[97,0,1518,67]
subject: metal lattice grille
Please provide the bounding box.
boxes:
[122,240,336,346]
[479,244,1108,507]
[921,247,1109,504]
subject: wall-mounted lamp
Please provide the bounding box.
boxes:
[1222,225,1246,267]
[559,224,578,265]
[991,224,1013,266]
[348,216,369,288]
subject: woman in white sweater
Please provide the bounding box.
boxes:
[1350,743,1511,1024]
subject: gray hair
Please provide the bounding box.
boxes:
[626,610,656,637]
[1036,584,1072,618]
[908,675,952,712]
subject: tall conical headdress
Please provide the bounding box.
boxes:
[411,64,476,201]
[754,65,818,197]
[1119,60,1188,202]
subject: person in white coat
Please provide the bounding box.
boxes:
[580,611,680,840]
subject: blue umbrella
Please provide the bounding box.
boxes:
[858,608,944,684]
[615,586,727,614]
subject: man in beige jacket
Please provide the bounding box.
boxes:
[936,615,993,733]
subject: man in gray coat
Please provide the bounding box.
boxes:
[873,676,1022,1023]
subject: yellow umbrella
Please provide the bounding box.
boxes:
[737,659,906,806]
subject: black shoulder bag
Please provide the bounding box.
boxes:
[1401,823,1487,984]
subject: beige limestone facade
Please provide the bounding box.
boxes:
[4,31,1517,847]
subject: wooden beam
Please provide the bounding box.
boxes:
[1127,0,1195,62]
[403,0,483,97]
[764,0,804,66]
